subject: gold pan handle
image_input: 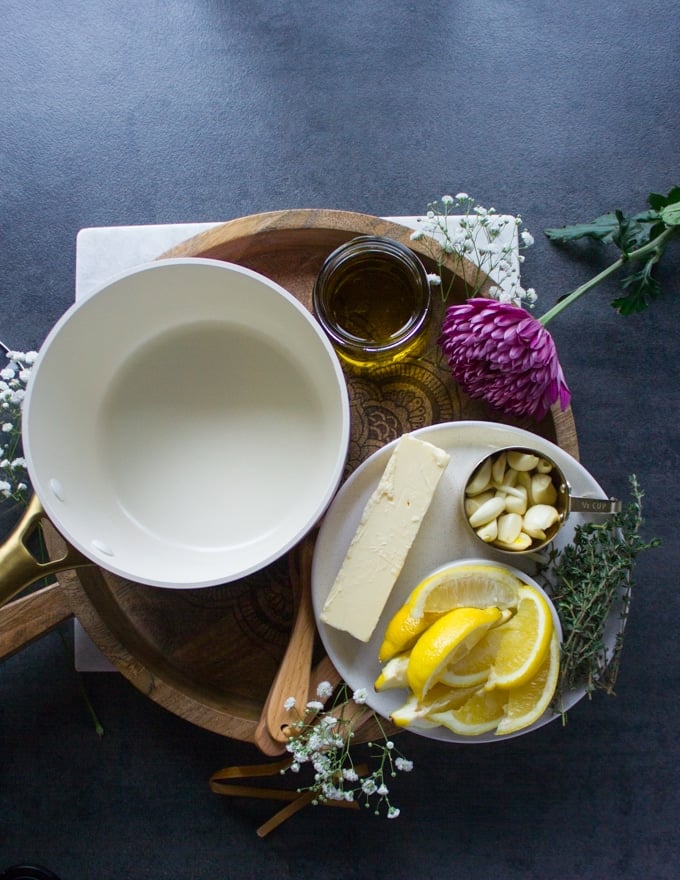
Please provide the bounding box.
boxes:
[0,494,91,609]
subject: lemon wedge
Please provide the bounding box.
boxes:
[484,584,554,691]
[407,605,509,699]
[390,682,478,729]
[374,653,410,691]
[378,562,521,662]
[427,687,509,736]
[438,625,505,688]
[495,630,560,736]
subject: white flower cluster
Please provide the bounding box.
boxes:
[0,347,37,502]
[280,680,413,819]
[412,193,538,309]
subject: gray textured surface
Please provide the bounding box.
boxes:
[1,2,679,877]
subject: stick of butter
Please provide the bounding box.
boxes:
[320,433,450,642]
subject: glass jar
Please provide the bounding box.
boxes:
[312,236,431,368]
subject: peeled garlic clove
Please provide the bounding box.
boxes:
[536,458,553,474]
[491,451,507,485]
[494,531,533,552]
[464,489,494,517]
[501,466,519,488]
[531,473,558,506]
[496,512,523,545]
[503,485,528,515]
[476,519,498,543]
[507,451,540,472]
[523,503,560,538]
[466,457,493,496]
[515,470,532,492]
[468,495,506,528]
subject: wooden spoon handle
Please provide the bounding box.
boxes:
[253,535,317,755]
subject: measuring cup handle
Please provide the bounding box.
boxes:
[0,494,91,608]
[569,496,622,515]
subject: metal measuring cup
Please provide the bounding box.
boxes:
[463,446,622,554]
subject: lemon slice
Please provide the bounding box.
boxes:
[484,584,554,691]
[390,682,478,729]
[378,562,522,662]
[438,626,505,688]
[374,653,410,691]
[407,605,508,699]
[495,630,560,736]
[427,687,509,736]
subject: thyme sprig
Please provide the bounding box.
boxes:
[543,475,660,710]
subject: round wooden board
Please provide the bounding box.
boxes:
[53,209,578,742]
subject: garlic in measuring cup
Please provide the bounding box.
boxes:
[464,447,565,552]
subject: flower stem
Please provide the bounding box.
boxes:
[538,226,676,325]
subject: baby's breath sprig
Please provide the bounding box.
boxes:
[411,193,537,309]
[280,681,413,819]
[0,344,37,504]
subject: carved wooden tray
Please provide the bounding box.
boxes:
[1,210,578,743]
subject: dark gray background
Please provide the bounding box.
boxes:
[1,2,678,877]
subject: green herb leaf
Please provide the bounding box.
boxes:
[544,476,660,710]
[648,185,680,212]
[544,211,621,243]
[661,201,680,226]
[613,257,662,314]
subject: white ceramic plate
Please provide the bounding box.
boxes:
[312,421,614,743]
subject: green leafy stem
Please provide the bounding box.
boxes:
[541,186,680,324]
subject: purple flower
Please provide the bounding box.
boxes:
[438,298,571,421]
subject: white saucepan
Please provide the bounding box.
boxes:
[0,258,349,603]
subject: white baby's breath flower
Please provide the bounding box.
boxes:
[395,758,413,772]
[283,696,296,711]
[521,230,535,247]
[387,806,401,819]
[2,423,12,433]
[316,680,334,700]
[305,700,324,713]
[427,273,441,286]
[361,778,377,795]
[352,688,368,705]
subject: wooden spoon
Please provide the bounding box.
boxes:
[253,534,317,756]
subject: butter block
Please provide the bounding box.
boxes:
[320,433,450,642]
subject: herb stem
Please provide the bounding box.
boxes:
[538,226,676,325]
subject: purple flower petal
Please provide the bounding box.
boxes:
[438,298,571,421]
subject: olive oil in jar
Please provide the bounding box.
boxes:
[313,236,431,368]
